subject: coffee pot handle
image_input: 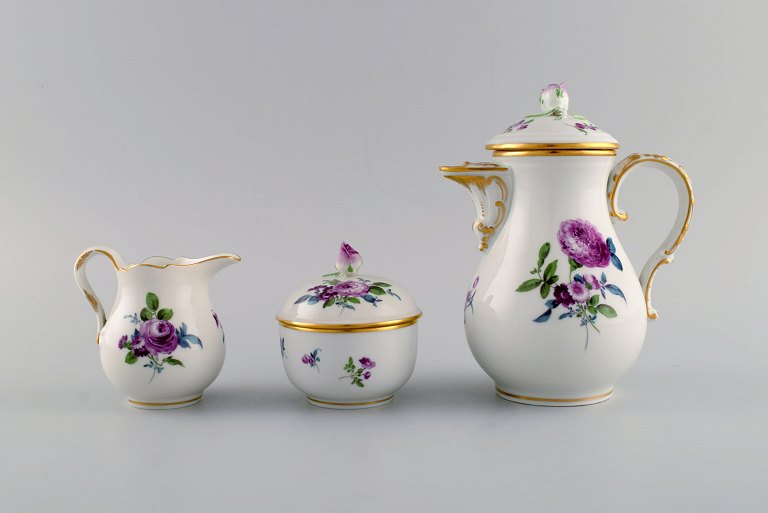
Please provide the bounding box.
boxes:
[607,154,694,319]
[74,247,124,344]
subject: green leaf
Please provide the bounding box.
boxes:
[146,292,159,311]
[326,279,340,285]
[547,274,559,285]
[543,260,558,281]
[540,283,550,299]
[369,286,385,295]
[322,298,335,308]
[348,357,353,365]
[356,381,364,387]
[347,297,360,304]
[516,279,542,292]
[569,258,583,271]
[157,308,173,320]
[589,294,600,306]
[140,308,153,321]
[372,282,391,287]
[125,351,137,364]
[348,265,354,273]
[537,242,550,268]
[165,358,184,367]
[588,305,597,315]
[596,304,618,318]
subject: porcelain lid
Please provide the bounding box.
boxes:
[277,242,421,326]
[485,83,619,151]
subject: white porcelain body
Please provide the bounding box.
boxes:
[463,156,645,404]
[74,248,238,409]
[278,325,418,409]
[448,151,693,405]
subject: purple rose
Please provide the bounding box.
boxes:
[336,241,362,273]
[567,281,590,303]
[359,357,376,369]
[363,371,372,380]
[139,319,179,355]
[117,334,128,349]
[331,280,370,297]
[553,283,575,307]
[557,219,610,268]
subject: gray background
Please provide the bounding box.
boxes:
[1,1,766,512]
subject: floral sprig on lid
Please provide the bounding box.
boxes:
[294,242,402,314]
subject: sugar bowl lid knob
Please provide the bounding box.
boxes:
[336,241,363,275]
[539,83,569,115]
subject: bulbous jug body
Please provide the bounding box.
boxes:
[74,248,240,409]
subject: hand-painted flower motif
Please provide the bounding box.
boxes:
[117,292,203,381]
[340,356,376,387]
[505,118,531,132]
[464,276,479,323]
[558,218,611,268]
[301,348,321,371]
[516,220,626,348]
[212,309,225,342]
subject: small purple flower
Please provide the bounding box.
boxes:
[567,281,590,303]
[363,371,372,380]
[336,242,362,274]
[506,119,530,132]
[139,319,179,356]
[574,122,598,131]
[557,219,610,268]
[331,280,370,297]
[553,283,575,307]
[585,274,601,291]
[117,334,128,349]
[309,284,335,300]
[359,357,376,369]
[301,355,314,365]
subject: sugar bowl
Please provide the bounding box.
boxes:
[276,243,421,409]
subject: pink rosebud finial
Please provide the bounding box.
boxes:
[336,241,363,275]
[540,83,568,114]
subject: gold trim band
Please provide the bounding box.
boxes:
[495,387,613,403]
[439,162,508,173]
[127,396,202,407]
[486,142,619,151]
[493,149,617,157]
[277,313,422,333]
[76,249,241,273]
[307,396,394,407]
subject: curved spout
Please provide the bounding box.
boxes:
[185,253,242,278]
[439,162,510,252]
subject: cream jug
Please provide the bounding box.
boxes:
[440,83,694,406]
[74,247,240,409]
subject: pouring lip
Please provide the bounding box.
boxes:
[113,253,241,272]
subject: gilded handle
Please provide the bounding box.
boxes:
[440,162,510,252]
[73,247,124,344]
[607,154,694,319]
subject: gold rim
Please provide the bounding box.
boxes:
[495,387,613,403]
[486,142,619,151]
[493,149,617,157]
[439,162,508,173]
[127,396,202,407]
[277,313,421,333]
[76,249,240,273]
[307,396,394,407]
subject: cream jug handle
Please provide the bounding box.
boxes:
[439,162,510,252]
[74,247,125,344]
[607,154,694,319]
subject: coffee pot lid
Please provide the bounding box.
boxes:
[277,242,421,326]
[485,83,619,152]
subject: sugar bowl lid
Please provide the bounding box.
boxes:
[485,83,619,154]
[277,242,422,330]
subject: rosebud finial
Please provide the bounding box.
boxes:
[540,83,569,115]
[336,242,362,275]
